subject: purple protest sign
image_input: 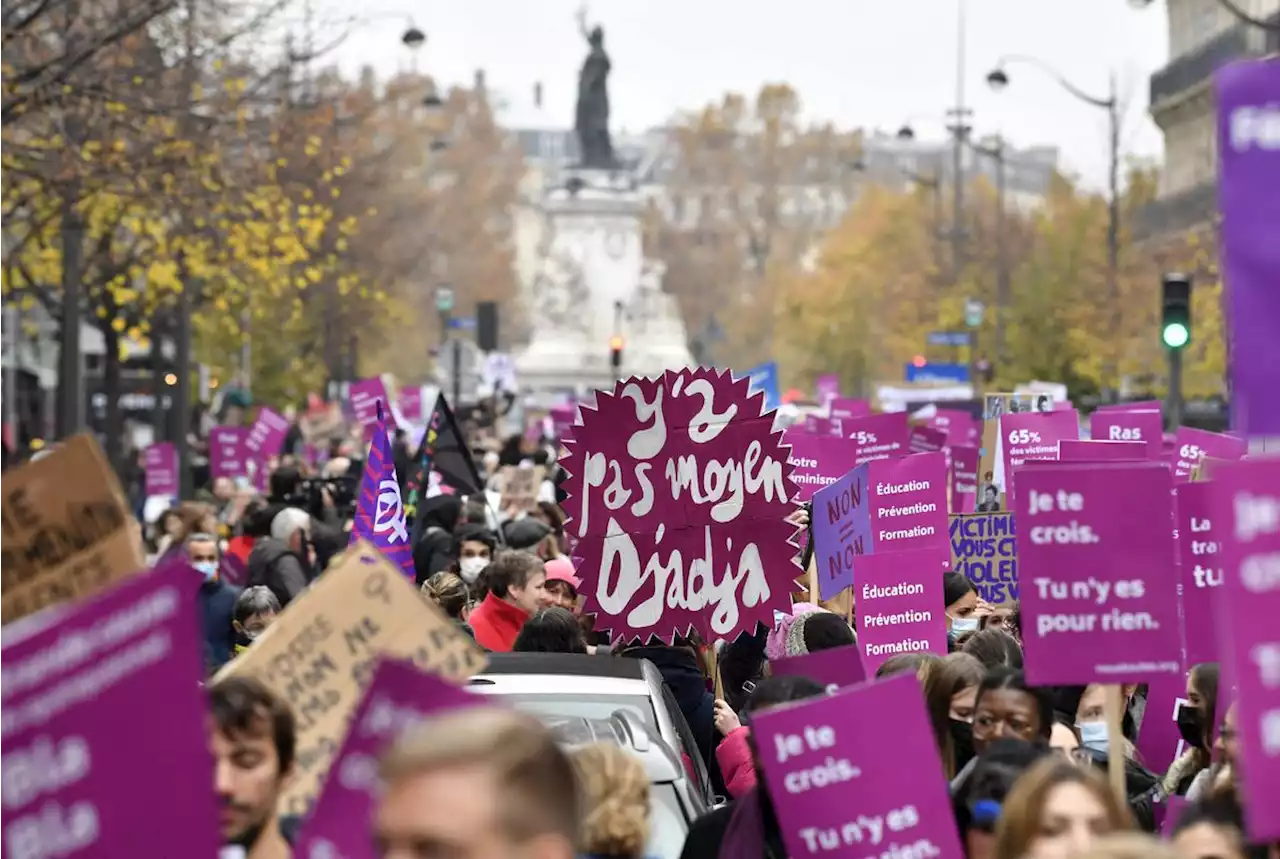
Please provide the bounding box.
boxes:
[844,411,910,465]
[815,374,841,406]
[829,397,871,421]
[219,552,249,588]
[909,425,947,454]
[1177,481,1223,665]
[349,376,390,431]
[399,386,424,423]
[769,643,867,692]
[930,409,979,446]
[951,445,979,513]
[804,414,837,436]
[549,404,576,442]
[295,658,479,859]
[144,441,178,497]
[245,406,291,459]
[0,563,219,855]
[1015,462,1181,685]
[855,547,949,674]
[1217,58,1280,437]
[752,673,964,859]
[1001,409,1079,502]
[1160,796,1190,838]
[785,429,861,503]
[1172,427,1247,482]
[1089,409,1163,459]
[561,369,799,644]
[1213,457,1280,840]
[1136,673,1194,780]
[866,453,951,566]
[1058,440,1147,462]
[209,425,249,480]
[1097,399,1162,413]
[812,466,871,601]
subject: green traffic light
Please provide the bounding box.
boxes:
[1163,322,1189,349]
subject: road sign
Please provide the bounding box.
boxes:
[905,362,971,384]
[435,286,455,313]
[927,331,971,348]
[964,299,985,329]
[447,317,476,330]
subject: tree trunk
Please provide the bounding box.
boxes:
[102,321,124,474]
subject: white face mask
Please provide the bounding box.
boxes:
[459,556,489,584]
[949,616,980,634]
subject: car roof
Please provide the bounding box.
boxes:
[470,653,665,695]
[477,653,648,680]
[544,713,684,783]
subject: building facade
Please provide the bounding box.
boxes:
[1137,0,1280,240]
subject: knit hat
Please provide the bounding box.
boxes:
[765,602,818,661]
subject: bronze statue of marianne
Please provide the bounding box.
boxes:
[574,6,615,169]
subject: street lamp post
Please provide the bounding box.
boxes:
[967,136,1009,361]
[1128,0,1280,30]
[987,56,1120,395]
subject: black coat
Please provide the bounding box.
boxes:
[199,578,240,670]
[246,538,310,607]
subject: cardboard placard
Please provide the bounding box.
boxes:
[499,465,546,512]
[213,540,487,816]
[1,434,146,625]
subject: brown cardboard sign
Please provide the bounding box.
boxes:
[1,434,145,625]
[213,540,487,816]
[499,465,546,512]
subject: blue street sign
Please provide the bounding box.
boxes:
[905,362,971,384]
[742,361,781,411]
[927,331,971,348]
[447,317,477,330]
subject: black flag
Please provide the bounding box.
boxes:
[403,393,482,527]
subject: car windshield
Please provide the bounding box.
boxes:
[648,782,693,859]
[473,692,657,727]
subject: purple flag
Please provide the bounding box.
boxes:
[350,403,414,578]
[1217,58,1280,437]
[144,441,179,497]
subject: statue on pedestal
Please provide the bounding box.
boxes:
[574,5,615,169]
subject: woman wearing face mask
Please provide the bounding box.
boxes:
[944,572,990,645]
[994,758,1134,859]
[1187,701,1240,801]
[231,586,281,655]
[954,667,1055,792]
[925,653,985,779]
[1164,663,1219,797]
[450,524,497,591]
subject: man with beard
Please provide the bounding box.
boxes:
[208,676,296,858]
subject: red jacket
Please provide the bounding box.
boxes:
[716,726,756,799]
[469,592,530,652]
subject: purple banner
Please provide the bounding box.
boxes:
[349,376,390,431]
[144,441,179,497]
[1177,481,1223,665]
[829,396,871,421]
[1058,440,1146,462]
[1213,457,1280,841]
[769,643,866,692]
[815,374,841,406]
[753,673,964,859]
[209,426,250,480]
[245,406,291,459]
[1089,409,1163,459]
[843,411,910,465]
[1172,427,1247,482]
[0,564,219,855]
[1217,58,1280,437]
[296,658,478,858]
[785,430,861,503]
[1015,462,1181,685]
[811,465,871,601]
[855,547,950,675]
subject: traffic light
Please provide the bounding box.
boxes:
[912,354,927,368]
[1161,273,1191,349]
[609,335,624,373]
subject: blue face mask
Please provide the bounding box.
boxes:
[1077,720,1109,753]
[193,561,218,581]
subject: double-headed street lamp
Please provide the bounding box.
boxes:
[1127,0,1280,30]
[987,55,1122,395]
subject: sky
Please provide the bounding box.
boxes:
[324,0,1170,190]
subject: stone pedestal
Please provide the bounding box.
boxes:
[516,167,694,394]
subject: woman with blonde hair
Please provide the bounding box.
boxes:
[570,742,652,859]
[421,571,475,640]
[995,758,1133,859]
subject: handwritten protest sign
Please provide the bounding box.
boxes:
[210,426,250,480]
[1015,462,1181,685]
[829,397,871,420]
[753,673,964,859]
[786,431,860,503]
[1,435,146,625]
[1213,457,1280,840]
[213,541,487,815]
[1000,409,1079,503]
[499,465,547,512]
[909,425,947,454]
[769,644,867,692]
[949,513,1018,605]
[561,369,799,643]
[812,468,871,601]
[951,445,979,514]
[1176,482,1222,665]
[1172,427,1246,482]
[1058,439,1146,462]
[1089,409,1163,459]
[143,441,179,497]
[843,412,910,465]
[0,563,219,855]
[296,658,480,859]
[855,547,948,674]
[245,406,292,459]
